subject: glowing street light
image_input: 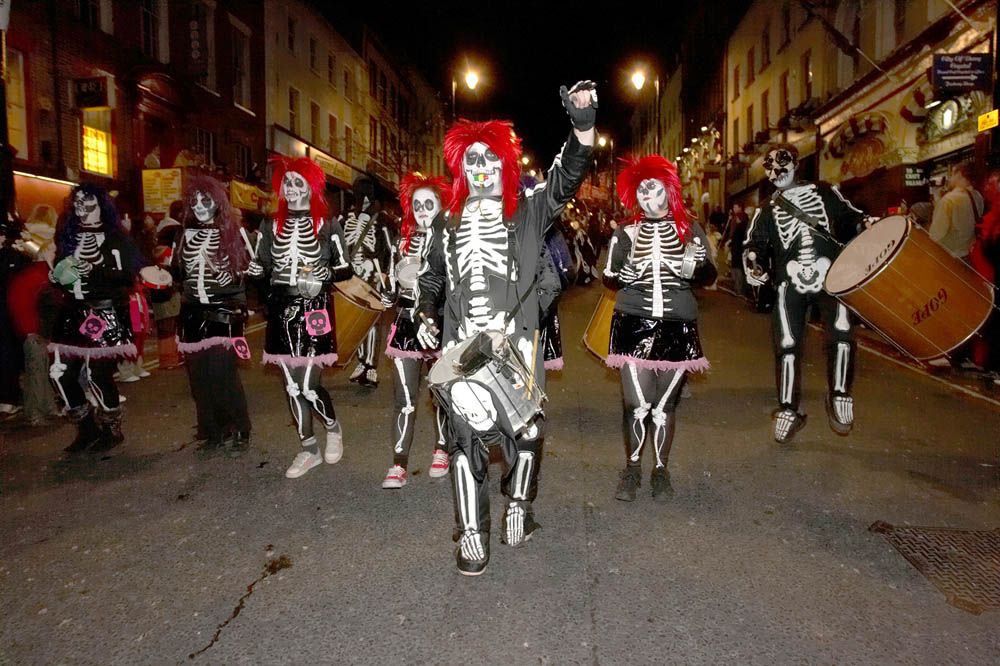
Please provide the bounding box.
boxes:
[700,125,709,132]
[464,70,479,91]
[631,70,646,91]
[521,155,531,165]
[630,67,661,154]
[598,135,608,148]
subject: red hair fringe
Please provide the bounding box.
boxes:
[616,155,689,241]
[399,172,451,253]
[444,119,522,218]
[270,155,329,235]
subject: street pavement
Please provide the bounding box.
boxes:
[2,284,999,665]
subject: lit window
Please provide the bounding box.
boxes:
[82,108,113,176]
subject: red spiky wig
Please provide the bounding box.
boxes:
[444,119,522,218]
[399,172,451,253]
[616,155,690,241]
[270,155,328,235]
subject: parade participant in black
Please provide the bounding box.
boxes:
[380,173,451,489]
[247,157,352,478]
[603,156,715,501]
[539,230,571,371]
[742,144,866,443]
[344,193,394,388]
[174,174,253,458]
[49,185,142,453]
[415,81,596,575]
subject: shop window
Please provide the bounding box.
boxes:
[82,108,113,176]
[5,48,28,160]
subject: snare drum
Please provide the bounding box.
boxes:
[583,288,617,360]
[140,266,173,291]
[824,215,995,360]
[428,331,545,437]
[395,256,421,294]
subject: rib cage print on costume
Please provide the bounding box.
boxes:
[774,185,832,294]
[446,197,513,338]
[270,213,322,286]
[628,220,685,318]
[395,233,426,298]
[71,231,106,300]
[181,229,230,304]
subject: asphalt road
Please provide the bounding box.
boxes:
[2,284,998,665]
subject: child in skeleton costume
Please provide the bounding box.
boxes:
[247,157,352,478]
[343,198,395,388]
[380,173,451,489]
[174,174,253,458]
[603,156,715,501]
[49,184,142,453]
[415,81,596,575]
[742,144,866,443]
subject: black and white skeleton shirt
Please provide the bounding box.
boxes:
[254,213,351,288]
[59,229,140,302]
[343,209,394,287]
[604,218,714,321]
[416,132,592,366]
[744,182,864,295]
[176,228,246,305]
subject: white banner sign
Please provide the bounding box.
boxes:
[0,1,11,31]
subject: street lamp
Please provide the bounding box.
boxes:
[451,66,481,121]
[631,68,661,155]
[521,155,531,165]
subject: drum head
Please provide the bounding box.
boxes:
[334,276,385,311]
[825,216,908,295]
[140,266,172,289]
[396,258,420,289]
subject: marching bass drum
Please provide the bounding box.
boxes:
[583,287,617,360]
[428,331,545,437]
[331,285,382,367]
[824,215,994,360]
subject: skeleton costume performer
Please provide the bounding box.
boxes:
[247,157,352,478]
[174,174,253,457]
[743,144,865,443]
[380,173,452,489]
[415,81,596,575]
[603,156,716,501]
[343,197,394,387]
[49,185,142,453]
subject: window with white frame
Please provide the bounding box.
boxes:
[140,0,168,63]
[82,108,114,176]
[193,127,215,166]
[231,18,251,110]
[5,48,28,160]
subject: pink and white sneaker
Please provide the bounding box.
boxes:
[382,465,408,489]
[428,449,450,478]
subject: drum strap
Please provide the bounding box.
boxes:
[772,192,844,247]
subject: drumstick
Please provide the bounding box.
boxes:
[239,227,257,257]
[525,329,540,397]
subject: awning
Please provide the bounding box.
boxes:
[899,72,935,124]
[826,112,890,158]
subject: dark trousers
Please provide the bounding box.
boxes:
[186,346,251,438]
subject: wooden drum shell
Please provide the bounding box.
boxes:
[583,288,617,361]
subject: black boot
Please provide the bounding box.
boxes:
[196,432,226,460]
[64,406,101,454]
[615,465,642,502]
[91,408,124,452]
[650,467,674,500]
[225,431,251,458]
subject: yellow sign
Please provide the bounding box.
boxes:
[309,148,355,186]
[978,109,999,132]
[230,180,275,213]
[141,168,183,214]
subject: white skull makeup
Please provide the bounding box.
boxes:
[73,192,102,228]
[464,142,503,196]
[411,187,441,230]
[763,148,798,190]
[636,178,669,218]
[450,381,498,432]
[191,191,218,225]
[282,171,311,211]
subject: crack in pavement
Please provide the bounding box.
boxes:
[188,552,293,660]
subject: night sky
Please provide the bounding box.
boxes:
[333,2,704,165]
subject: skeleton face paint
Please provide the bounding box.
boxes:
[191,191,218,225]
[763,149,797,190]
[450,381,498,432]
[464,142,503,197]
[73,192,102,228]
[636,178,669,218]
[282,171,311,211]
[411,187,440,230]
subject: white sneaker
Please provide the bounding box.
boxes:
[285,450,323,479]
[381,465,408,489]
[0,403,21,416]
[135,364,151,378]
[428,449,450,478]
[324,425,343,464]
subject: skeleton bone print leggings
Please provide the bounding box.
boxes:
[278,360,340,454]
[389,356,445,467]
[619,363,687,469]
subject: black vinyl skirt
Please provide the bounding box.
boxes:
[262,291,337,367]
[177,302,248,352]
[49,300,136,360]
[607,310,708,372]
